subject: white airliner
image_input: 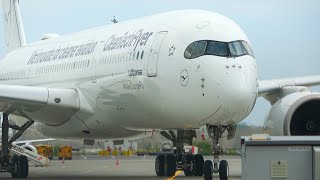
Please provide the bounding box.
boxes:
[1,0,320,179]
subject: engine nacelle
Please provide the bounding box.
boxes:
[20,144,37,153]
[264,92,320,136]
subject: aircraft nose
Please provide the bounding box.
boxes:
[222,60,257,117]
[201,56,257,124]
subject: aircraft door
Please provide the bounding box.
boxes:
[147,31,168,77]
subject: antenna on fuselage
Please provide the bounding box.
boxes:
[111,16,118,24]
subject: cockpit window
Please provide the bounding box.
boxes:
[184,40,255,59]
[184,41,207,59]
[228,41,248,57]
[206,41,228,57]
[242,41,255,58]
[190,41,207,58]
[184,41,198,58]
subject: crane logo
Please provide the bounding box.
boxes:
[180,70,189,86]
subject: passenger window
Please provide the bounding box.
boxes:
[184,42,198,58]
[132,51,136,60]
[206,41,228,57]
[191,41,207,58]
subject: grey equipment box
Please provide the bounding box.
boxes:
[241,135,320,180]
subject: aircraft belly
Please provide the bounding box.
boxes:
[35,113,147,139]
[35,115,90,139]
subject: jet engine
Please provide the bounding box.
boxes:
[264,91,320,136]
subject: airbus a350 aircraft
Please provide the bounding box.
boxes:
[1,0,320,179]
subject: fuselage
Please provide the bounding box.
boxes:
[0,10,258,140]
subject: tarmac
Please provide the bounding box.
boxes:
[0,155,241,180]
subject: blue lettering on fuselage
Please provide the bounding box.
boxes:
[27,41,99,65]
[103,29,153,52]
[26,29,154,65]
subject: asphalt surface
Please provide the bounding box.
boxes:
[0,155,241,180]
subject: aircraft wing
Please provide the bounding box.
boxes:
[258,75,320,96]
[0,84,80,126]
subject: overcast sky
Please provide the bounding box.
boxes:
[0,0,320,126]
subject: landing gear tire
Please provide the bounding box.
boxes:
[155,154,165,176]
[184,154,194,176]
[183,169,193,176]
[11,155,19,178]
[219,160,229,180]
[11,155,29,178]
[19,156,29,178]
[193,154,204,176]
[203,160,213,180]
[164,154,176,177]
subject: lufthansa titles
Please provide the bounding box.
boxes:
[128,69,143,77]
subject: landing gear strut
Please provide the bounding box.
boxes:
[155,130,204,177]
[203,125,236,180]
[0,113,34,178]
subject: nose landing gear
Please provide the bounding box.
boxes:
[203,125,235,180]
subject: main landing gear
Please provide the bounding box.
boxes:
[0,113,34,178]
[203,125,236,180]
[155,130,204,177]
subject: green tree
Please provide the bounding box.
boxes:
[193,140,212,155]
[52,146,59,156]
